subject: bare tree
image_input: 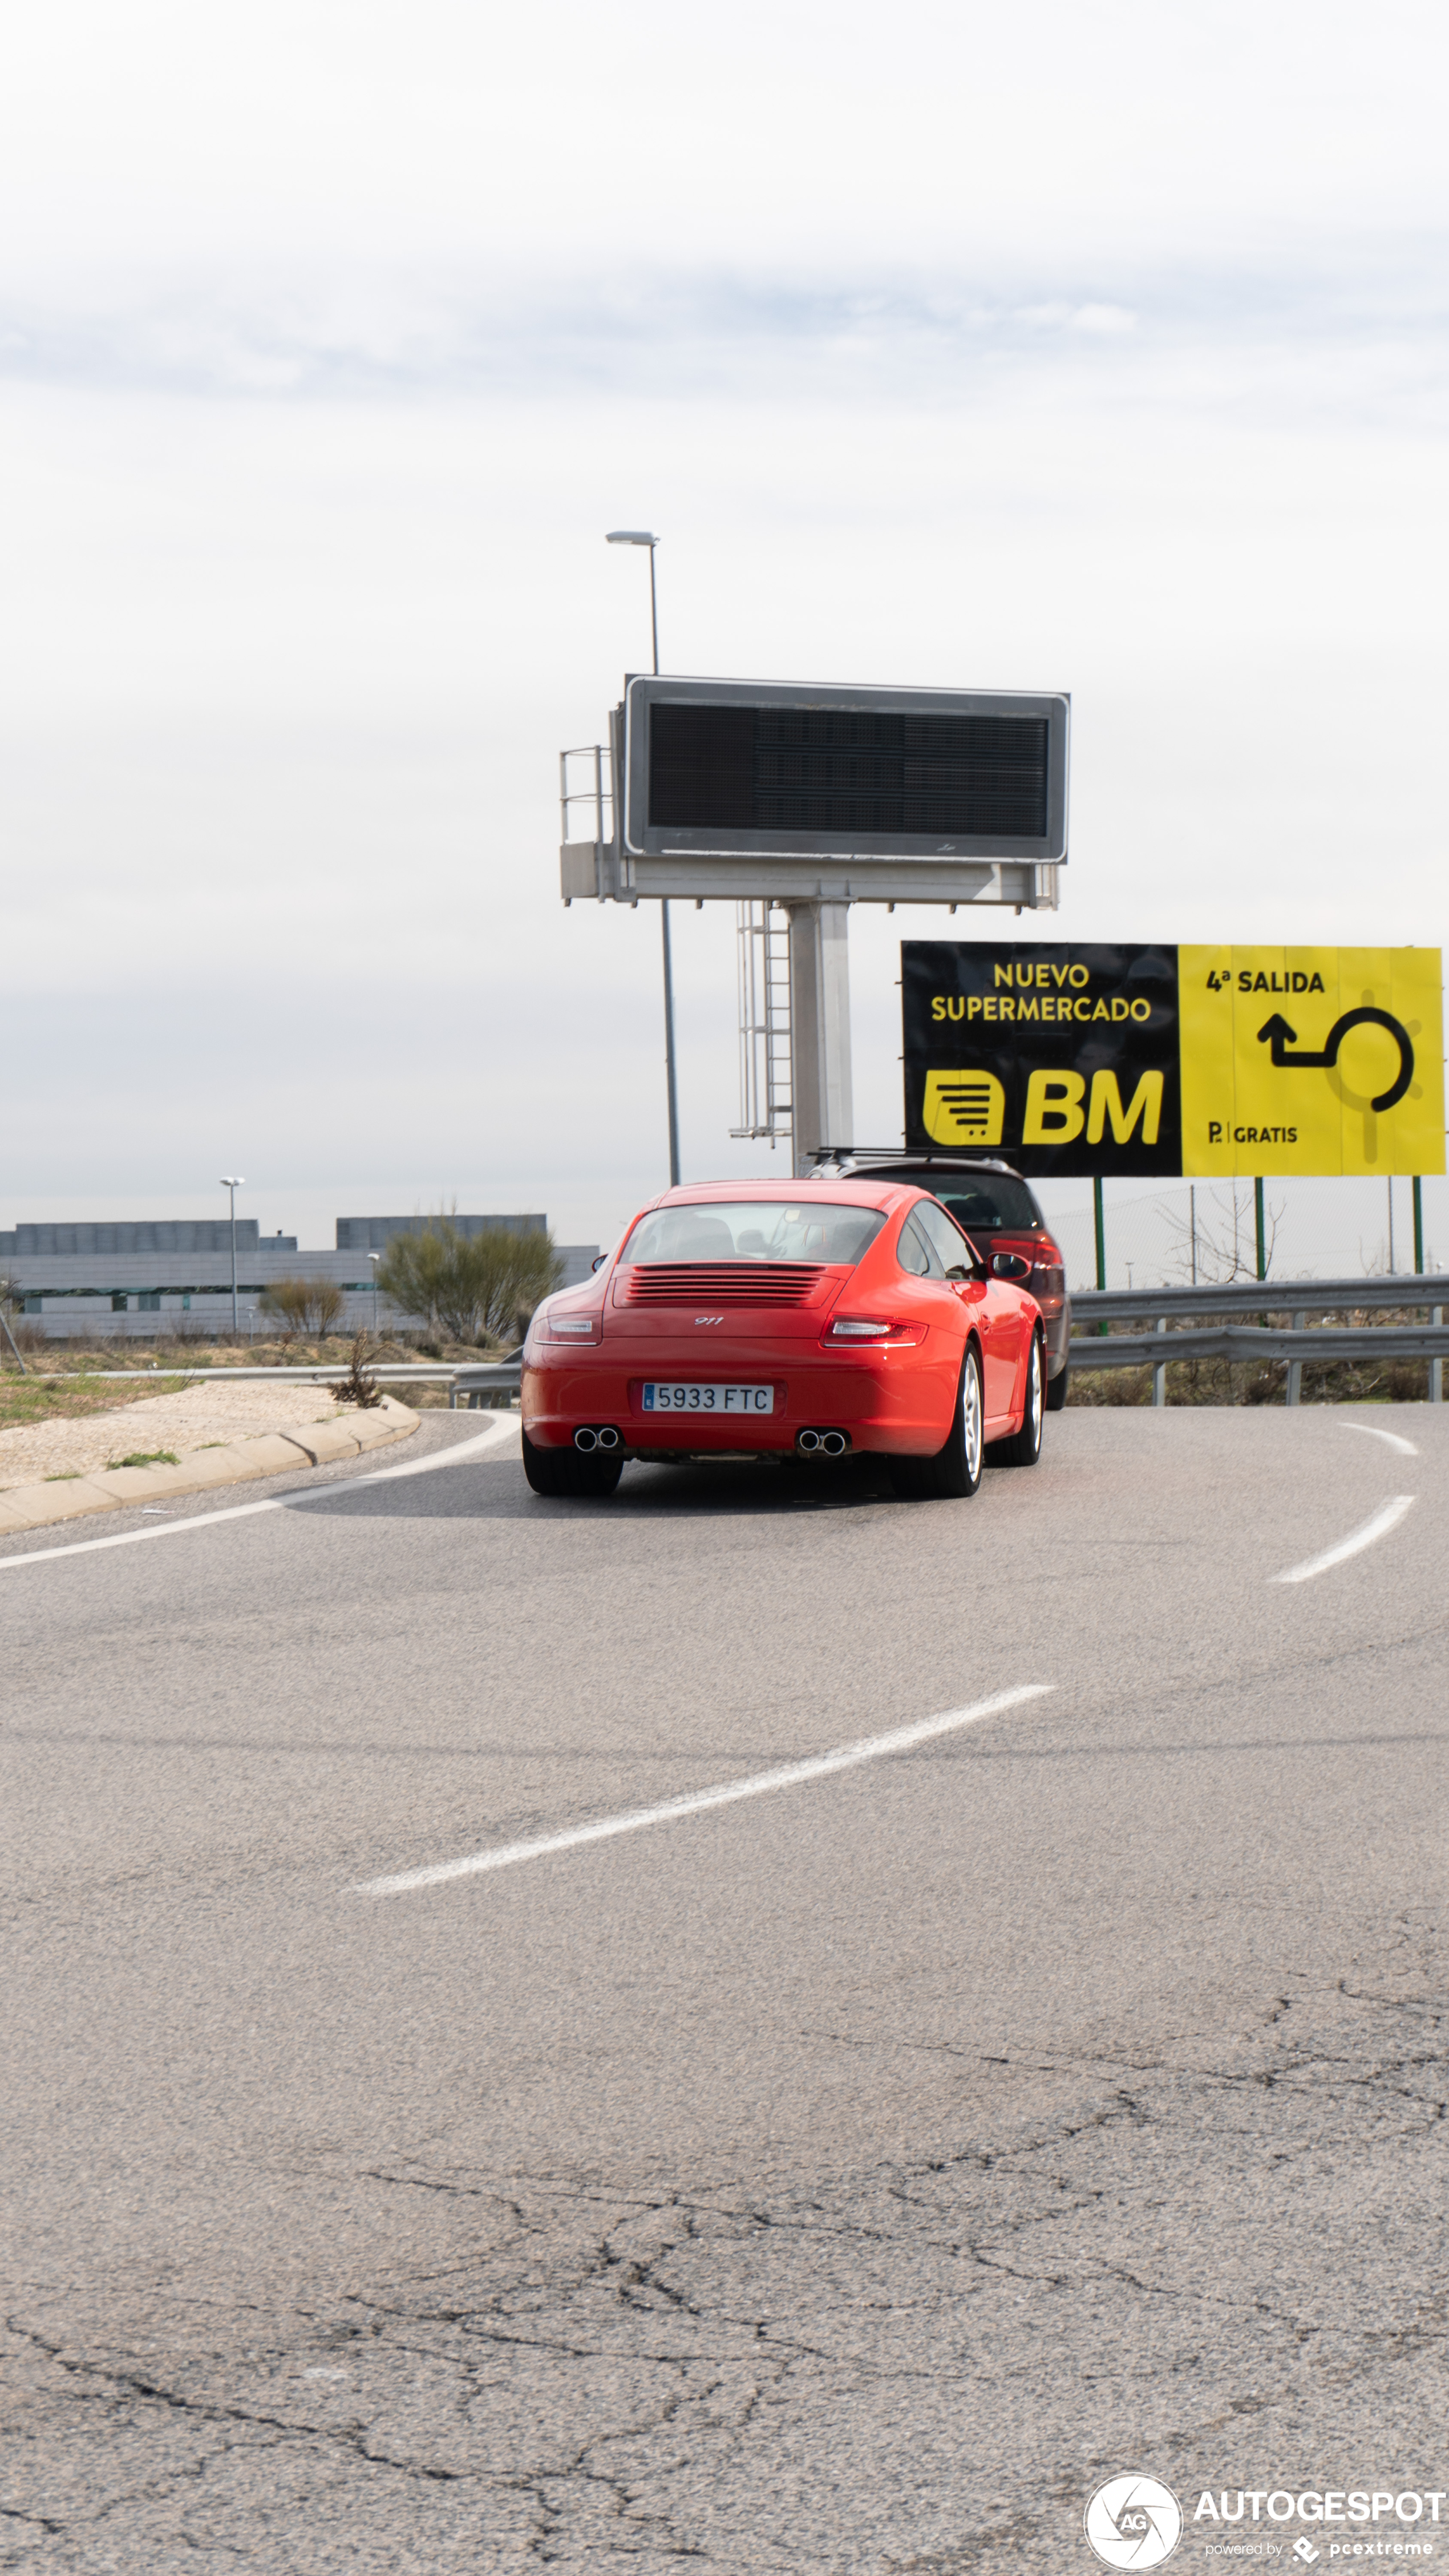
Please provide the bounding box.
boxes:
[1159,1182,1285,1285]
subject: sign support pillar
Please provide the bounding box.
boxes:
[787,902,853,1172]
[660,901,681,1186]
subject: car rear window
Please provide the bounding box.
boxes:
[868,1172,1043,1233]
[620,1202,888,1266]
[929,1177,1042,1234]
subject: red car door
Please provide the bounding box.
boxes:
[909,1196,1021,1432]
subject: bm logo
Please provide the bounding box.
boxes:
[922,1069,1005,1146]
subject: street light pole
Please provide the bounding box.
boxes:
[219,1176,244,1336]
[606,528,681,1187]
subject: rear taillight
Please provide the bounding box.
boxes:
[545,1314,600,1341]
[825,1316,926,1346]
[1030,1243,1065,1313]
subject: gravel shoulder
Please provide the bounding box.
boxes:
[0,1382,350,1489]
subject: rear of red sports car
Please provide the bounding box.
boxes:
[521,1179,1043,1497]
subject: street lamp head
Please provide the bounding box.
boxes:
[605,530,658,547]
[368,1253,381,1267]
[219,1175,245,1188]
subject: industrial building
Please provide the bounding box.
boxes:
[0,1217,598,1339]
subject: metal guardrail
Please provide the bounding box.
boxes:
[1074,1277,1446,1323]
[24,1363,467,1387]
[449,1363,523,1411]
[14,1298,1443,1419]
[1069,1283,1446,1405]
[15,1355,526,1413]
[1070,1323,1449,1367]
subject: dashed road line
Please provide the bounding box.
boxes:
[358,1685,1055,1896]
[1272,1493,1415,1585]
[1341,1420,1419,1458]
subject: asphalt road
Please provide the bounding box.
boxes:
[2,1401,1446,2574]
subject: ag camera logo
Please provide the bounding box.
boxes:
[1084,2473,1184,2568]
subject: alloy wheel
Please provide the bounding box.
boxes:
[962,1350,983,1482]
[1027,1334,1042,1452]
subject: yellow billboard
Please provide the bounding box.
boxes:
[1178,947,1444,1176]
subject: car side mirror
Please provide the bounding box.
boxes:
[591,1254,607,1272]
[991,1251,1031,1282]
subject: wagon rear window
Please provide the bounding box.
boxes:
[863,1172,1043,1233]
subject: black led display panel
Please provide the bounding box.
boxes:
[618,677,1070,871]
[649,703,1050,841]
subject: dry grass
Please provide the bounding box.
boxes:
[0,1325,505,1431]
[0,1370,189,1435]
[1068,1352,1435,1408]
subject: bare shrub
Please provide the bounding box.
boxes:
[306,1278,345,1336]
[1,1286,37,1355]
[258,1276,345,1338]
[334,1333,383,1408]
[377,1221,561,1346]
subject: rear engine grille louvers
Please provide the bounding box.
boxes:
[617,1263,825,1309]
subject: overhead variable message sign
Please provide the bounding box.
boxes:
[902,943,1444,1176]
[623,677,1070,864]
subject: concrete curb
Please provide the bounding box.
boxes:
[0,1396,419,1536]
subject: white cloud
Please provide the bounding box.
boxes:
[1070,304,1137,336]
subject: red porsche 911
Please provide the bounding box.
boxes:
[520,1178,1046,1501]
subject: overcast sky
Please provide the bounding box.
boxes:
[2,1,1446,1249]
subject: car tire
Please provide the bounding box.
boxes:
[521,1428,572,1495]
[568,1452,624,1497]
[891,1341,984,1500]
[1045,1361,1068,1412]
[521,1430,624,1499]
[990,1329,1045,1467]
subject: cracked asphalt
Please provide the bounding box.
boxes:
[2,1403,1447,2572]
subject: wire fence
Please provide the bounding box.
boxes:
[1034,1173,1448,1294]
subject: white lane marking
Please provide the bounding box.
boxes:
[1341,1419,1419,1458]
[0,1415,520,1571]
[1272,1493,1415,1585]
[359,1684,1055,1896]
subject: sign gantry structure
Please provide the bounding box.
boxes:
[560,675,1071,1173]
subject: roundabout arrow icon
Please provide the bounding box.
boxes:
[1257,1006,1414,1113]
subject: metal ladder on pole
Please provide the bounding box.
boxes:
[731,901,792,1146]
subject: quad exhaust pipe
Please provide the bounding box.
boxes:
[576,1422,845,1459]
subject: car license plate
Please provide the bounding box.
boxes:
[641,1383,775,1414]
